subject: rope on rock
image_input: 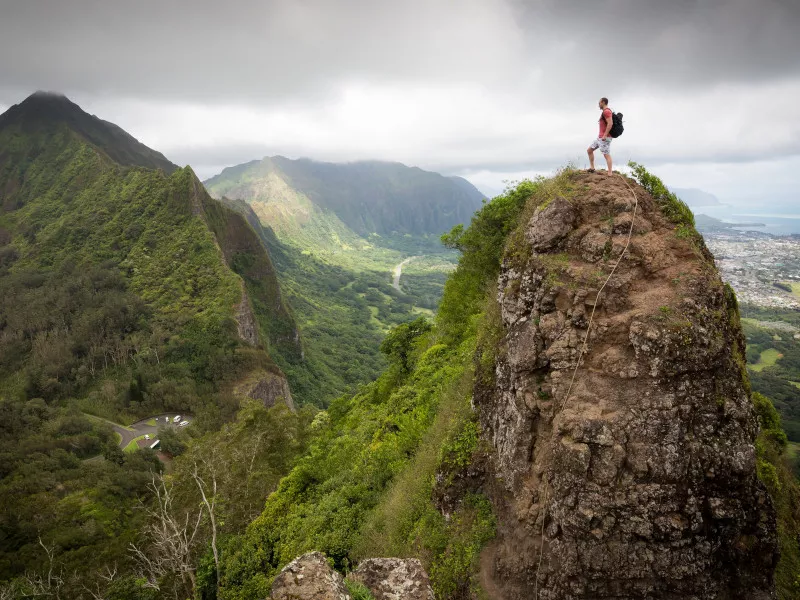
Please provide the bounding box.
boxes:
[534,173,639,599]
[558,174,639,412]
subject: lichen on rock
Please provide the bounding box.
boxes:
[348,558,435,600]
[270,552,351,600]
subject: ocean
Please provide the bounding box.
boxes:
[693,205,800,236]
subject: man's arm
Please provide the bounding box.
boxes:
[604,112,613,139]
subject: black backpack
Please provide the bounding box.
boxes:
[609,112,624,138]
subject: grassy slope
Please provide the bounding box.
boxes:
[742,316,800,441]
[751,348,784,372]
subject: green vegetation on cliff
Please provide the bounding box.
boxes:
[0,93,302,595]
[215,172,573,599]
[753,392,800,596]
[0,94,296,422]
[221,200,423,405]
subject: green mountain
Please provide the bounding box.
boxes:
[0,92,310,589]
[204,156,477,407]
[0,92,300,415]
[204,156,484,242]
[0,92,176,177]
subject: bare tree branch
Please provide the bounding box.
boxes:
[129,475,202,594]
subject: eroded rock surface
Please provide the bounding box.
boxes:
[235,285,260,346]
[237,369,296,411]
[348,558,435,600]
[270,552,351,600]
[477,172,777,599]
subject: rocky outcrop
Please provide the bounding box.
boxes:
[268,553,437,600]
[477,172,777,599]
[270,552,350,600]
[235,285,260,346]
[237,369,295,411]
[348,558,435,600]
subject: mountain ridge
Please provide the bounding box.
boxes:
[204,155,485,241]
[0,91,177,174]
[0,93,298,409]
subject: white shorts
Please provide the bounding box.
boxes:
[589,137,612,155]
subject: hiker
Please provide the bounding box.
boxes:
[588,97,613,175]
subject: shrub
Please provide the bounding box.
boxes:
[627,161,695,227]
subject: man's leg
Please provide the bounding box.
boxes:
[604,152,613,175]
[587,147,595,170]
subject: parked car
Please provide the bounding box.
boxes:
[173,415,181,423]
[179,420,189,427]
[144,434,150,440]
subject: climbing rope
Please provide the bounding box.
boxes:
[534,173,640,598]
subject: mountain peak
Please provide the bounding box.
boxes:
[0,91,177,173]
[28,90,71,101]
[7,91,89,123]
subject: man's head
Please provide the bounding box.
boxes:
[599,97,608,109]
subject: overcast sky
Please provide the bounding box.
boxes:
[1,0,798,203]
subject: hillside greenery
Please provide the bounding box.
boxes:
[753,392,800,597]
[204,156,484,240]
[214,172,573,599]
[0,401,160,588]
[220,202,424,406]
[0,96,306,597]
[205,158,477,406]
[739,312,800,442]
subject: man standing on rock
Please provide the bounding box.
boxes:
[588,97,614,175]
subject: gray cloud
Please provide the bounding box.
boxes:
[1,0,798,199]
[513,0,800,90]
[0,0,524,104]
[1,0,797,105]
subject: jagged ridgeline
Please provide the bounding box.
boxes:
[216,167,800,600]
[0,92,299,420]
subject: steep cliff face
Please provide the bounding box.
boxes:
[477,172,778,599]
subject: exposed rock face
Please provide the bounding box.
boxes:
[237,369,296,411]
[270,552,351,600]
[477,173,777,599]
[235,285,260,346]
[348,558,435,600]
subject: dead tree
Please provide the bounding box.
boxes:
[130,476,202,593]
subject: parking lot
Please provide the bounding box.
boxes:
[112,413,193,450]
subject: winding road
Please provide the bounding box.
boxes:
[392,256,419,292]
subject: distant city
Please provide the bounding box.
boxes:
[701,228,800,309]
